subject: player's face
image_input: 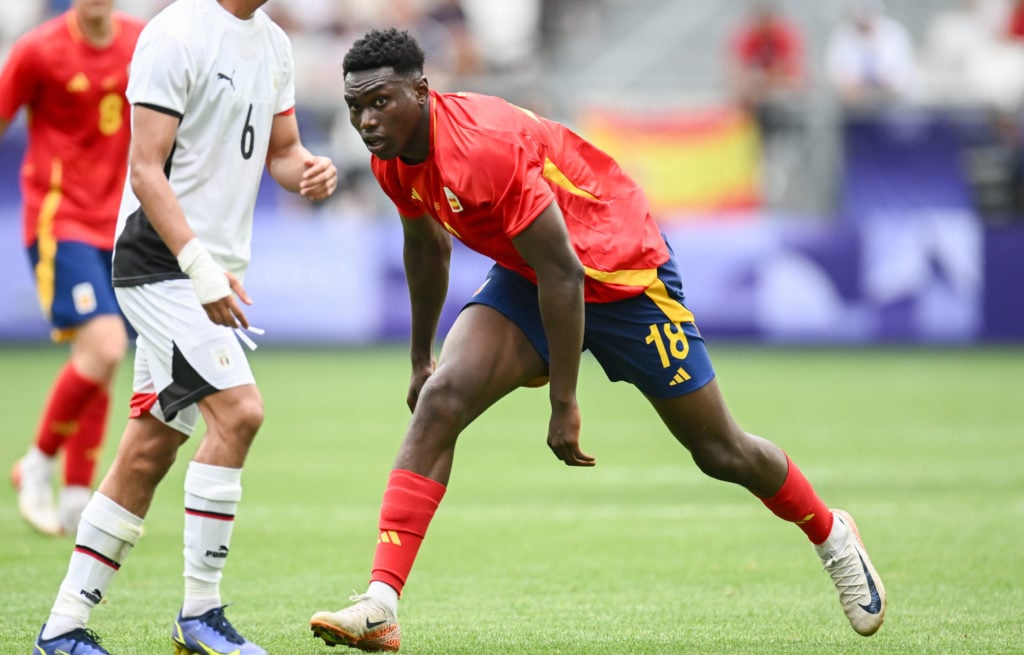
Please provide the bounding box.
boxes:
[73,0,115,20]
[344,68,430,162]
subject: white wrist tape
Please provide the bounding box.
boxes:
[176,238,230,304]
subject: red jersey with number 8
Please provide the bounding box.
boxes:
[0,10,144,248]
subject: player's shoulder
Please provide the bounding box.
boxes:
[435,92,552,177]
[256,9,291,44]
[135,0,220,57]
[10,12,69,52]
[437,90,522,121]
[436,91,537,149]
[138,0,193,42]
[252,10,294,66]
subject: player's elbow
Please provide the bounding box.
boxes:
[549,255,585,286]
[128,161,161,199]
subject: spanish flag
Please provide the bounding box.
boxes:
[579,106,761,219]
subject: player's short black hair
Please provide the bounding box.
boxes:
[343,28,426,77]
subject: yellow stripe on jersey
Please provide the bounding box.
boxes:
[644,278,695,324]
[542,158,597,200]
[510,103,541,122]
[34,158,63,318]
[582,265,657,288]
[582,265,695,324]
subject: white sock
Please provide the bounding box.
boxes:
[22,445,56,482]
[814,511,850,559]
[42,493,143,640]
[367,580,399,616]
[26,445,56,465]
[182,462,242,618]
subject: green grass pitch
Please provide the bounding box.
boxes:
[0,344,1021,654]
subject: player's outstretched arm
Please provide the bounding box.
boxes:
[512,202,593,467]
[401,214,452,411]
[266,111,338,201]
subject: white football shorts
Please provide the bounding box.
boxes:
[115,279,256,436]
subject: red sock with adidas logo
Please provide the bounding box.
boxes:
[758,453,834,545]
[63,389,109,487]
[370,469,446,594]
[35,363,103,457]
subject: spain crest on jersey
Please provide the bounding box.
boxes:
[443,186,464,213]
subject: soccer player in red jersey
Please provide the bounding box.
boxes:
[309,29,887,651]
[0,0,144,537]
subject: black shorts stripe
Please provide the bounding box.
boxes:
[158,342,218,421]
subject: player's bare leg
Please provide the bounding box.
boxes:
[648,382,885,635]
[60,315,128,532]
[172,385,267,655]
[311,306,545,651]
[647,379,787,495]
[13,314,126,536]
[36,415,181,650]
[98,415,187,516]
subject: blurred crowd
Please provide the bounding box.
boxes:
[727,0,1024,114]
[725,0,1024,218]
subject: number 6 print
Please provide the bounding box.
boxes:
[240,103,254,159]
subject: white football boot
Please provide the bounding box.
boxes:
[816,509,886,635]
[11,448,62,536]
[310,595,401,652]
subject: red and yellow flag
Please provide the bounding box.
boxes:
[579,106,761,219]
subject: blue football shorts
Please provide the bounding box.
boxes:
[465,242,716,399]
[28,240,122,336]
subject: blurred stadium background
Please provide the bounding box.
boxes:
[2,0,1023,346]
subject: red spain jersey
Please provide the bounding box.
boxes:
[371,90,670,303]
[0,11,144,249]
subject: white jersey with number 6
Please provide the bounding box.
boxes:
[112,0,295,288]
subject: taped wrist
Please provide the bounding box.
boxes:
[176,238,229,304]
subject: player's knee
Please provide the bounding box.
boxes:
[94,336,128,370]
[416,376,471,429]
[123,436,180,483]
[73,326,128,382]
[690,440,750,483]
[224,397,264,439]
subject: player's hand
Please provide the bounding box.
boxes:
[406,357,437,412]
[547,401,594,466]
[299,155,338,201]
[201,272,252,329]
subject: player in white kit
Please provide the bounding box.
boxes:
[31,1,338,654]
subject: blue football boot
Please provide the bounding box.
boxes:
[32,625,110,654]
[171,606,266,655]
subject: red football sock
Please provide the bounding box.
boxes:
[370,469,447,594]
[63,389,110,487]
[758,454,834,544]
[34,363,104,458]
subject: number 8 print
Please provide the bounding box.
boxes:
[98,92,123,136]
